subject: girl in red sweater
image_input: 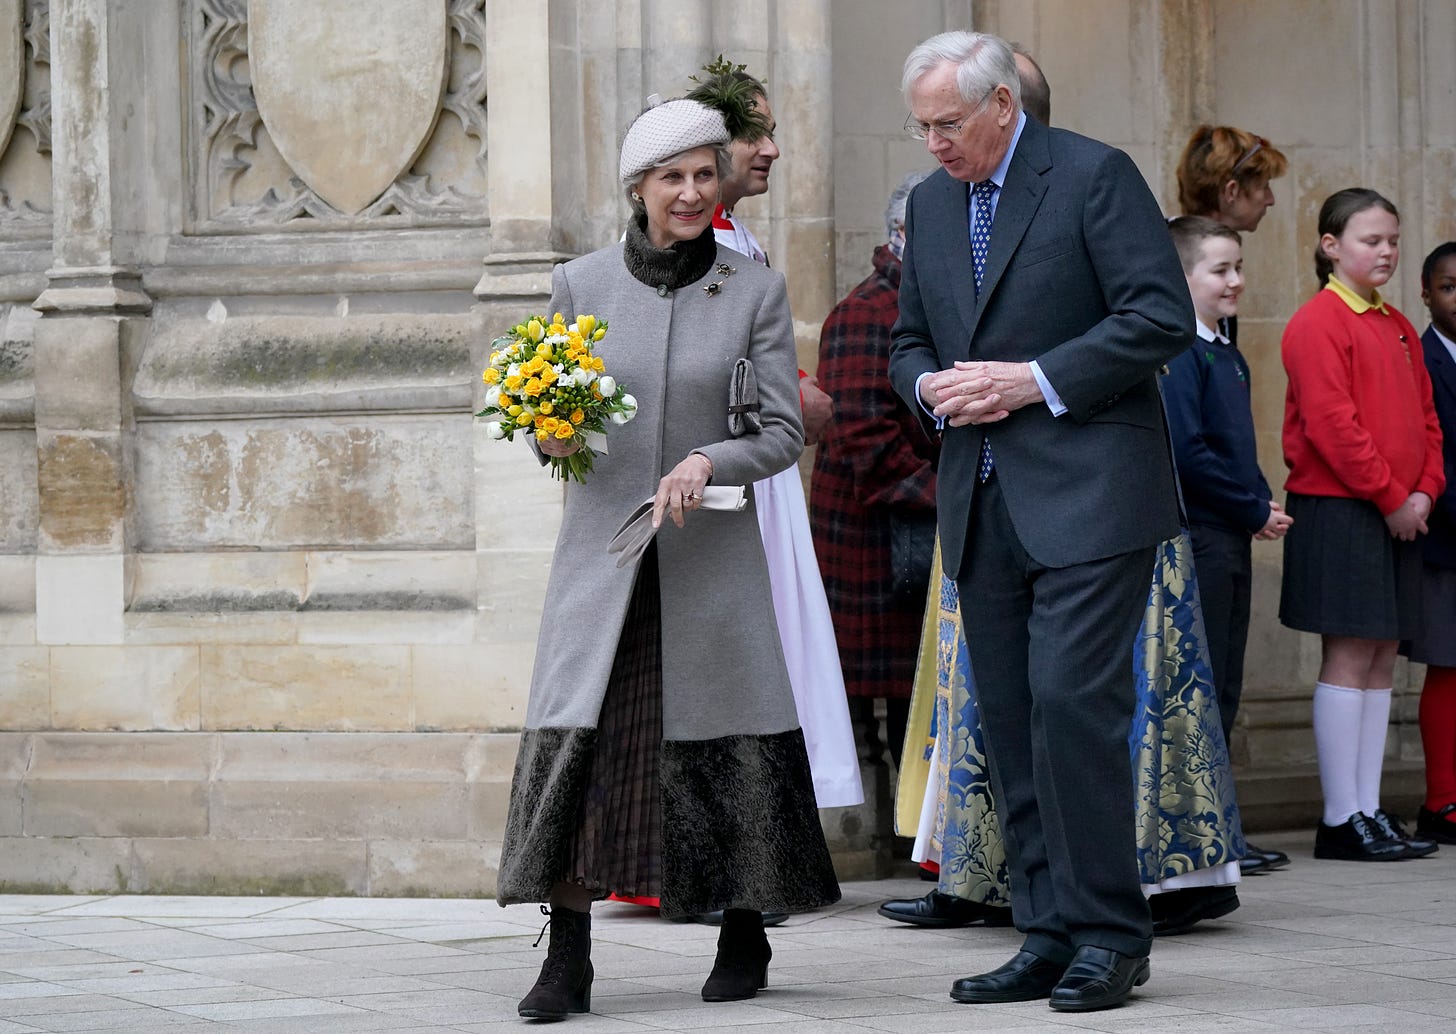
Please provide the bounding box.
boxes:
[1280,188,1446,862]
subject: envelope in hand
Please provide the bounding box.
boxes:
[606,486,748,567]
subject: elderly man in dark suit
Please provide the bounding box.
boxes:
[888,31,1193,1013]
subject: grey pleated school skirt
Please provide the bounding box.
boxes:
[1403,562,1456,666]
[1279,492,1423,640]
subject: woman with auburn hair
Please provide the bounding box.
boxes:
[1176,124,1289,233]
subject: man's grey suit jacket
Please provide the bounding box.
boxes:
[889,115,1193,576]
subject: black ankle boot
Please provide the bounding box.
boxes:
[702,908,772,1002]
[519,906,593,1019]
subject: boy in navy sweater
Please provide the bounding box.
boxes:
[1164,217,1293,754]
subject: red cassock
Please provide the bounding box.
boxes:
[809,244,940,699]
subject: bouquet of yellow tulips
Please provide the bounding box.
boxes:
[477,312,638,482]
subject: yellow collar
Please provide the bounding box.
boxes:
[1324,275,1389,314]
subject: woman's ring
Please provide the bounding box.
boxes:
[687,491,700,502]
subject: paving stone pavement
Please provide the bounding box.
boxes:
[3,832,1456,1032]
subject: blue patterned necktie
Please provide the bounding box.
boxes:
[971,179,997,481]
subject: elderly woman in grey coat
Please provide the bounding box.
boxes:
[496,97,841,1021]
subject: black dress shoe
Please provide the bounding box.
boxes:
[1238,853,1271,876]
[878,891,1013,929]
[1418,803,1456,845]
[1246,842,1291,870]
[1150,886,1240,936]
[949,950,1067,1003]
[1313,812,1410,861]
[1370,809,1439,858]
[1048,945,1149,1012]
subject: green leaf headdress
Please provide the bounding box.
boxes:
[687,55,771,142]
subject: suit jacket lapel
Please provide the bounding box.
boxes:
[1424,327,1456,409]
[965,120,1051,344]
[923,174,978,347]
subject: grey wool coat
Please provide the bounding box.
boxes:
[496,231,841,918]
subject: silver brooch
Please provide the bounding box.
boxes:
[704,281,723,296]
[716,263,736,275]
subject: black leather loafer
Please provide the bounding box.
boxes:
[1047,945,1149,1012]
[878,891,1012,929]
[1370,809,1438,858]
[950,950,1067,1003]
[1246,842,1291,870]
[1418,803,1456,845]
[1313,813,1410,861]
[1151,886,1240,936]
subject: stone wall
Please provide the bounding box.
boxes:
[0,0,1448,894]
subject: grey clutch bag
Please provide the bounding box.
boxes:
[729,358,762,436]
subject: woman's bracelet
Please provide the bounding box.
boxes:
[694,452,714,482]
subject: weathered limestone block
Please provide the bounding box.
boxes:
[368,840,499,898]
[0,431,37,554]
[23,732,210,836]
[133,313,477,418]
[135,417,472,552]
[130,838,368,897]
[0,646,48,728]
[49,646,201,731]
[199,645,411,731]
[130,551,307,613]
[35,434,124,552]
[211,732,473,840]
[0,554,34,611]
[412,644,530,731]
[0,0,23,160]
[305,550,476,612]
[0,732,28,836]
[0,835,133,894]
[124,610,298,646]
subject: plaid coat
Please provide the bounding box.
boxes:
[809,244,940,698]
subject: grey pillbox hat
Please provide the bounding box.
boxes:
[619,97,730,182]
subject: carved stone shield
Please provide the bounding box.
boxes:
[0,0,23,160]
[248,0,447,215]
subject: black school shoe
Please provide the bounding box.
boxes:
[1150,886,1240,936]
[1369,809,1439,858]
[1245,842,1292,871]
[1313,812,1410,861]
[1418,803,1456,845]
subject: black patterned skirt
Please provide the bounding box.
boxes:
[563,544,664,900]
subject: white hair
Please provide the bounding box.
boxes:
[901,31,1022,112]
[621,145,733,214]
[886,170,931,239]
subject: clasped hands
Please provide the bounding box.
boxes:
[1386,491,1433,542]
[919,361,1043,426]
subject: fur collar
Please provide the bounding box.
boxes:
[623,214,717,292]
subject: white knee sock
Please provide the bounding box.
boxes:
[1356,687,1394,817]
[1314,682,1364,826]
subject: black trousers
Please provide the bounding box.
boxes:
[1188,522,1252,749]
[957,474,1153,962]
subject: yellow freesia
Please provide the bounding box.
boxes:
[593,328,606,341]
[593,356,606,372]
[576,314,596,337]
[527,318,544,343]
[507,404,523,416]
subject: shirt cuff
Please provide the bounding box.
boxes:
[914,371,946,430]
[1030,360,1067,417]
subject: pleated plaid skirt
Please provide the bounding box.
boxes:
[563,544,664,900]
[1280,492,1422,640]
